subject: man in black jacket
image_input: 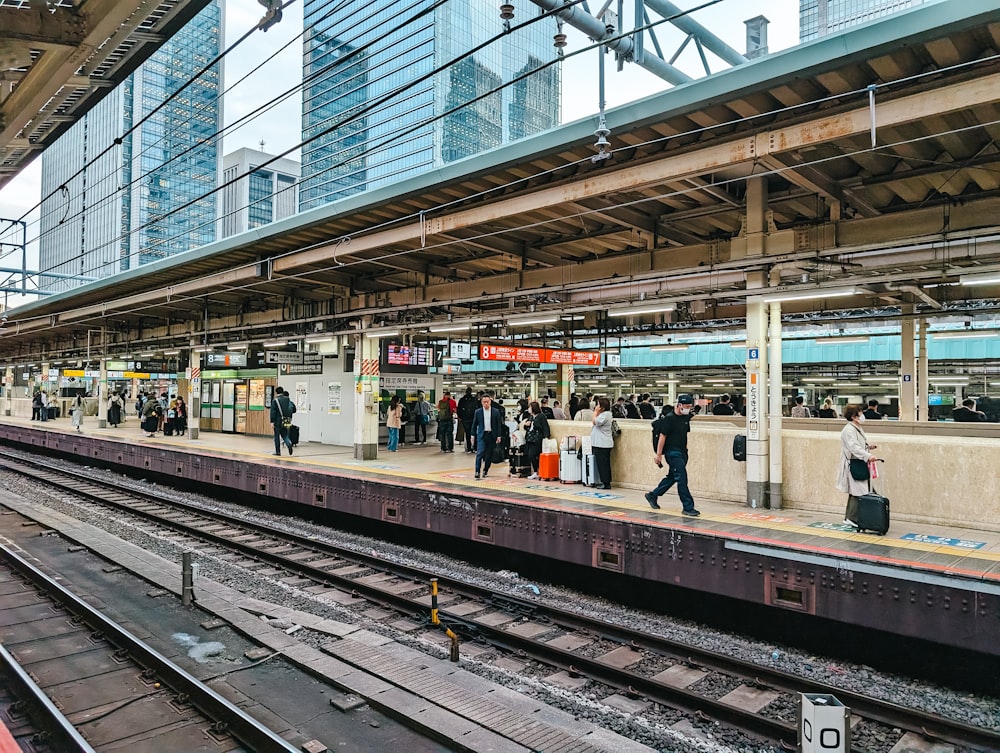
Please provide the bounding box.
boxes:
[457,387,479,452]
[269,386,296,456]
[952,398,986,422]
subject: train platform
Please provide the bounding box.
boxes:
[2,413,998,656]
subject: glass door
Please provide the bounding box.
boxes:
[222,381,235,432]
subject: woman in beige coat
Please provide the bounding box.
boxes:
[836,404,878,527]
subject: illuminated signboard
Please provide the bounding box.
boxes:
[386,344,434,366]
[479,343,601,366]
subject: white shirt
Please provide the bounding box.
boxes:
[482,405,492,433]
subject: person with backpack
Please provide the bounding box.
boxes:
[414,391,432,445]
[644,394,700,517]
[436,390,457,452]
[269,386,296,456]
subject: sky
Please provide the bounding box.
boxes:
[0,0,800,306]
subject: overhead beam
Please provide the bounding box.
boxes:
[0,6,87,47]
[760,153,881,218]
[276,72,1000,277]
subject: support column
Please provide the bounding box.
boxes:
[745,290,769,509]
[918,318,929,421]
[188,350,201,439]
[899,309,916,420]
[97,358,108,428]
[354,327,380,460]
[4,365,12,416]
[767,302,782,510]
[557,364,572,414]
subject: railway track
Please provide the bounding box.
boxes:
[2,452,997,753]
[0,539,300,752]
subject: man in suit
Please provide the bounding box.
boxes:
[472,394,505,479]
[952,398,986,422]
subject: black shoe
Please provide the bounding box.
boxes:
[273,452,281,456]
[644,492,660,510]
[682,509,701,517]
[602,485,612,490]
[474,473,481,479]
[288,445,293,455]
[482,472,488,478]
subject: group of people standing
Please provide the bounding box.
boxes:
[136,392,187,438]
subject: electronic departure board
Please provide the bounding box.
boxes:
[386,344,434,367]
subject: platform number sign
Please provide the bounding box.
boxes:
[799,694,849,753]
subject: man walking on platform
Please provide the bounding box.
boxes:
[472,394,504,479]
[645,394,700,517]
[458,387,478,453]
[270,386,296,456]
[437,390,457,452]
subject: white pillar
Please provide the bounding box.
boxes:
[745,291,769,509]
[97,358,108,427]
[918,319,929,421]
[899,310,915,420]
[4,365,12,416]
[354,327,380,460]
[768,302,783,510]
[188,350,201,439]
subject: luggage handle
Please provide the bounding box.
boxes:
[867,458,886,496]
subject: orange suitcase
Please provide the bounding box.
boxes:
[539,452,559,481]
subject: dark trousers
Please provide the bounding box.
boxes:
[526,444,541,473]
[649,450,696,512]
[415,419,427,443]
[845,495,859,523]
[475,431,495,475]
[462,420,474,451]
[593,446,612,488]
[438,419,454,451]
[273,423,291,454]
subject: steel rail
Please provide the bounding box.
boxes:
[4,452,999,752]
[0,543,300,753]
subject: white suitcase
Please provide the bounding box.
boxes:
[583,453,601,487]
[559,450,582,483]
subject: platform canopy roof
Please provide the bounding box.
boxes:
[0,0,213,190]
[3,0,1000,363]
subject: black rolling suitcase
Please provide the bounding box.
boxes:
[856,489,889,535]
[509,447,530,477]
[288,424,300,446]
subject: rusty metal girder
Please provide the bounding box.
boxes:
[0,6,87,48]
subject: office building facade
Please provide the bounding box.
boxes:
[299,0,561,211]
[220,148,300,238]
[800,0,928,41]
[39,2,223,292]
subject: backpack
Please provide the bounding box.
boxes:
[437,399,453,421]
[400,402,411,423]
[612,403,627,419]
[651,417,667,452]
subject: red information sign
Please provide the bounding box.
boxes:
[479,343,601,366]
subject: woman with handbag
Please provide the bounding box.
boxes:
[524,401,550,479]
[836,405,878,528]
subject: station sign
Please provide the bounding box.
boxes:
[265,351,304,365]
[479,343,601,366]
[205,352,247,368]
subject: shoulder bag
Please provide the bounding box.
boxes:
[849,458,870,481]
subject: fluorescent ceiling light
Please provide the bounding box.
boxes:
[365,330,398,339]
[706,378,731,383]
[263,340,293,348]
[960,272,1000,286]
[817,336,870,344]
[428,324,470,333]
[192,346,215,353]
[137,352,154,358]
[833,383,860,388]
[227,342,249,350]
[507,317,558,326]
[762,286,860,303]
[163,350,181,356]
[861,376,897,382]
[304,335,334,343]
[730,341,747,348]
[804,376,835,382]
[650,344,688,352]
[931,330,999,340]
[560,314,586,321]
[607,304,675,317]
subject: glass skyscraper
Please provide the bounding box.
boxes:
[39,2,223,293]
[800,0,928,41]
[299,0,561,211]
